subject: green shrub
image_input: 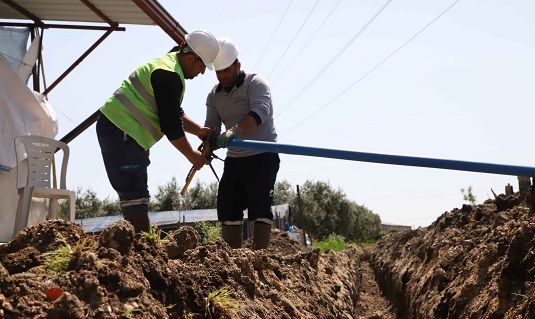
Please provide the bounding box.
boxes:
[314,234,347,252]
[41,234,96,273]
[140,225,169,247]
[359,238,378,246]
[461,185,477,205]
[205,286,239,318]
[195,222,221,244]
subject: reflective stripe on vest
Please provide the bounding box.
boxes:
[114,88,163,141]
[129,72,157,112]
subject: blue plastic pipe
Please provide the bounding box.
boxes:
[228,140,535,177]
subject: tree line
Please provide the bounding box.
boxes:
[62,178,382,242]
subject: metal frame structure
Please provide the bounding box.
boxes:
[0,0,188,144]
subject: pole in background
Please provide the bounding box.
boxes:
[296,185,306,246]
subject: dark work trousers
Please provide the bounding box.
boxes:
[96,113,150,213]
[217,152,280,222]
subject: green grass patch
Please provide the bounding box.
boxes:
[313,234,347,252]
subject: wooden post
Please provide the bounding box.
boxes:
[296,185,306,246]
[505,183,513,195]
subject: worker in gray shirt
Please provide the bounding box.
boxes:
[204,37,280,250]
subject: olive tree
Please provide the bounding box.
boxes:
[292,180,381,242]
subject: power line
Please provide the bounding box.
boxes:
[275,0,394,119]
[280,0,463,137]
[252,0,294,72]
[271,0,343,88]
[266,0,321,80]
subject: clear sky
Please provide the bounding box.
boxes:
[32,0,535,228]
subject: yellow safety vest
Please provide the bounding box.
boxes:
[100,53,185,150]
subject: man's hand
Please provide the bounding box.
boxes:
[217,126,241,148]
[187,149,206,170]
[196,127,215,141]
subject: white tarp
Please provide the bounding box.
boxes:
[0,52,58,242]
[0,54,58,171]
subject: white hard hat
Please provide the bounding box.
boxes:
[213,37,239,71]
[185,30,219,70]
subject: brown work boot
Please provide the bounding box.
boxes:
[122,211,150,233]
[253,221,272,250]
[221,224,243,249]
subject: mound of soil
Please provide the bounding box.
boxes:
[0,221,364,318]
[5,189,532,318]
[371,191,535,318]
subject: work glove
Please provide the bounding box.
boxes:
[217,126,241,148]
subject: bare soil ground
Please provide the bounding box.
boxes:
[1,189,533,318]
[0,221,367,318]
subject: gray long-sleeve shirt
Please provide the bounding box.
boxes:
[205,71,277,158]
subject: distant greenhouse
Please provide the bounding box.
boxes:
[76,204,291,234]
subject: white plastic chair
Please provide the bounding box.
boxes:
[13,135,76,237]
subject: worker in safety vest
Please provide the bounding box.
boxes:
[205,37,279,250]
[96,30,219,233]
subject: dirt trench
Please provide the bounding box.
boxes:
[370,192,535,318]
[3,192,532,318]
